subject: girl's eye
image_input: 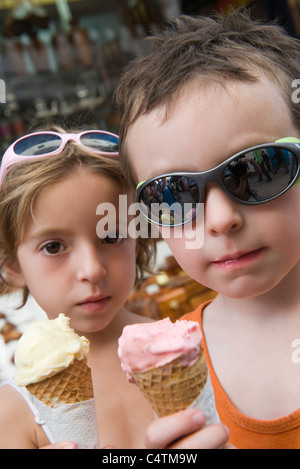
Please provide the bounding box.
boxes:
[41,242,65,254]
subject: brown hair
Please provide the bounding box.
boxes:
[115,9,300,183]
[0,126,156,306]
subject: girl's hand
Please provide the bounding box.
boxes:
[145,409,233,449]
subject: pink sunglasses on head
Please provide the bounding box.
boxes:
[0,130,119,189]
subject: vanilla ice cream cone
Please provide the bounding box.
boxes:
[15,314,99,448]
[26,357,94,407]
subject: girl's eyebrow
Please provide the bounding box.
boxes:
[25,228,72,242]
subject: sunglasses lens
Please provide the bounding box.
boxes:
[223,147,298,203]
[80,132,119,153]
[139,176,199,226]
[14,134,62,156]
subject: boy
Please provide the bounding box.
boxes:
[115,10,300,448]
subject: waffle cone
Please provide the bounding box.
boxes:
[132,348,208,417]
[26,358,94,407]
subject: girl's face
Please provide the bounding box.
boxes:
[10,168,138,333]
[126,77,300,299]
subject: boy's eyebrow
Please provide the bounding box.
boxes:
[144,166,188,180]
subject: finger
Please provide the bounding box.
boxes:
[40,441,77,449]
[171,423,230,450]
[224,443,236,449]
[145,409,206,449]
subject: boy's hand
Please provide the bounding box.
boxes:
[39,410,234,450]
[145,409,233,449]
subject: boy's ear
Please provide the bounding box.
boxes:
[3,260,26,288]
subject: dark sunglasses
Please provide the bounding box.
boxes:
[136,138,300,227]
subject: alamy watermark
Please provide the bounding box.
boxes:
[291,339,300,364]
[96,195,204,249]
[0,80,6,104]
[292,79,300,104]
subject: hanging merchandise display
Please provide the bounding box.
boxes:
[0,0,167,153]
[0,0,299,155]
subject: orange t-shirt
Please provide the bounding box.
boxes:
[183,302,300,449]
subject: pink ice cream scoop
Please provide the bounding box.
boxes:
[118,317,220,421]
[118,317,203,381]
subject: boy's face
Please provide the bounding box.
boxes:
[126,77,300,298]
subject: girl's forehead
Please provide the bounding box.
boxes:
[19,170,125,231]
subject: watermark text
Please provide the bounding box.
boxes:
[291,339,300,364]
[292,79,300,104]
[0,80,6,104]
[95,195,204,249]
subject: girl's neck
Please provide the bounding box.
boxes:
[80,307,150,357]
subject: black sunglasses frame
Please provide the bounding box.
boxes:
[137,142,300,227]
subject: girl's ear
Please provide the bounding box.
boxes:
[3,260,26,288]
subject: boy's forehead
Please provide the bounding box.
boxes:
[126,77,295,181]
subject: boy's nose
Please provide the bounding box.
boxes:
[204,184,244,236]
[76,246,107,284]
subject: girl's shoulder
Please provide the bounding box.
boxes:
[0,384,48,448]
[0,383,27,416]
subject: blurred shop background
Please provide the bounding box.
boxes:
[0,0,299,154]
[0,0,299,381]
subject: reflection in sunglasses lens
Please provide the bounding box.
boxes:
[14,134,62,156]
[140,176,199,225]
[80,133,119,153]
[224,149,297,203]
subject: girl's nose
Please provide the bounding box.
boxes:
[205,184,245,236]
[76,245,107,284]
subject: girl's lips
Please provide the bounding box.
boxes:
[78,296,111,312]
[212,248,265,269]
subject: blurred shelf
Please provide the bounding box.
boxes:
[126,256,217,322]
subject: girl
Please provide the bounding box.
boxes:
[0,127,157,449]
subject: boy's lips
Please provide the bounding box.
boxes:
[212,248,265,269]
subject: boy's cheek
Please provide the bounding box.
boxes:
[161,219,204,252]
[163,236,197,270]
